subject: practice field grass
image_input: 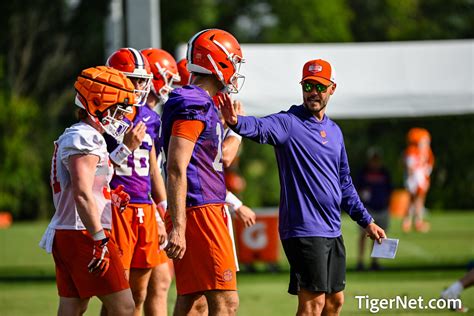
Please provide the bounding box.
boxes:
[1,211,473,315]
[0,270,472,315]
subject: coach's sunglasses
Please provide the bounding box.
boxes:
[302,82,330,93]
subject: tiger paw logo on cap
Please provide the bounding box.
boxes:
[308,63,323,73]
[301,59,335,86]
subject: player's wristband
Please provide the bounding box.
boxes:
[157,200,168,212]
[109,143,132,165]
[92,229,106,241]
[155,200,167,223]
[225,128,242,142]
[225,191,243,212]
[155,210,164,224]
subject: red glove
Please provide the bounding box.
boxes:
[87,234,110,277]
[111,184,130,213]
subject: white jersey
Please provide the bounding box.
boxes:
[47,121,113,230]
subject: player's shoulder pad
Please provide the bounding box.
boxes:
[58,123,105,161]
[165,86,213,120]
[137,105,160,124]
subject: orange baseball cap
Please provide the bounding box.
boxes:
[301,59,335,86]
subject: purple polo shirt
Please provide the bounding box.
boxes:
[231,104,373,239]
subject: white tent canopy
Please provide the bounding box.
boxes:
[177,39,473,118]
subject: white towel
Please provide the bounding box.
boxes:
[39,225,55,254]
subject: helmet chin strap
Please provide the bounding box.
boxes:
[158,93,169,106]
[149,88,168,108]
[74,94,87,109]
[219,85,229,94]
[152,94,168,112]
[85,113,105,133]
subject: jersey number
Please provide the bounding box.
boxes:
[116,134,153,176]
[212,124,224,172]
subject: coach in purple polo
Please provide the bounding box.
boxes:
[220,59,386,316]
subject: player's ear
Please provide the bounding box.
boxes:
[329,83,336,95]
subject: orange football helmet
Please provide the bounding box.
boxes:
[407,127,431,145]
[141,48,180,103]
[175,58,190,87]
[74,66,135,139]
[106,47,152,106]
[187,29,245,93]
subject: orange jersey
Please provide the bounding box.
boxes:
[404,145,435,194]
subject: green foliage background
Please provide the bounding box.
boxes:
[0,0,473,219]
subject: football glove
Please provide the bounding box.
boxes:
[87,233,110,277]
[111,184,130,213]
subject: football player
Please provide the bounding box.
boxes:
[402,127,435,233]
[441,268,473,312]
[104,47,165,316]
[176,57,256,228]
[161,28,245,315]
[140,47,181,316]
[173,58,190,88]
[39,66,141,316]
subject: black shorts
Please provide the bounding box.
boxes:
[282,236,346,295]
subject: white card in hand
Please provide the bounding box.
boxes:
[371,238,399,259]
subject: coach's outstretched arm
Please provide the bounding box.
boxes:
[220,93,291,146]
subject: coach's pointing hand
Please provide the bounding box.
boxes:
[219,93,238,126]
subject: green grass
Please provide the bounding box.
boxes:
[0,211,473,315]
[238,270,474,316]
[0,271,472,315]
[343,211,474,269]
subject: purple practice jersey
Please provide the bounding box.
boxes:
[105,105,160,204]
[161,85,226,207]
[231,105,373,239]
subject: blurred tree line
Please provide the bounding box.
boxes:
[0,0,472,219]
